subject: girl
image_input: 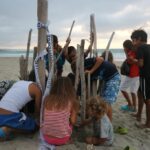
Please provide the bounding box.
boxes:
[41,77,79,145]
[79,96,113,146]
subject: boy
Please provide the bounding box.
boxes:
[131,29,150,128]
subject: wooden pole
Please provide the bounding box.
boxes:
[55,20,75,63]
[37,0,48,91]
[32,47,37,70]
[80,39,86,120]
[90,14,97,57]
[19,29,32,80]
[75,44,80,91]
[90,14,97,96]
[105,32,115,61]
[26,29,32,64]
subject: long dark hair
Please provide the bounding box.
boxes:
[44,77,77,110]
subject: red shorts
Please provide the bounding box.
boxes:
[43,135,70,145]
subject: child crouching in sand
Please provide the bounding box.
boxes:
[41,77,79,146]
[79,96,113,146]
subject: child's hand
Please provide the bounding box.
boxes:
[74,123,83,128]
[85,70,92,75]
[66,37,71,44]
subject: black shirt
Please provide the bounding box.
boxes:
[137,44,150,77]
[84,57,118,81]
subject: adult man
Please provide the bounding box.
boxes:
[131,29,150,128]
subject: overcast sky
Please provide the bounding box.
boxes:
[0,0,150,49]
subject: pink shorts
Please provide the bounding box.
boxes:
[43,135,70,145]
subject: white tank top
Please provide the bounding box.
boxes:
[0,81,33,112]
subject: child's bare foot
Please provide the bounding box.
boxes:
[131,113,141,122]
[0,127,13,141]
[135,123,150,129]
[86,137,96,144]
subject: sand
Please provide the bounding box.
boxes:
[0,57,150,150]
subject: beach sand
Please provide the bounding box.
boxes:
[0,57,150,150]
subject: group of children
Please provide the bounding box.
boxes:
[0,28,150,147]
[121,29,150,129]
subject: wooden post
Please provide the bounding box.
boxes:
[37,0,48,91]
[80,39,86,120]
[105,32,115,61]
[26,29,32,68]
[32,47,37,70]
[90,14,97,57]
[87,73,91,99]
[75,44,80,91]
[90,14,97,96]
[19,29,32,80]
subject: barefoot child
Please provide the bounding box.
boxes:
[120,40,139,112]
[41,77,79,145]
[79,96,113,146]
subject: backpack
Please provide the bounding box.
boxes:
[120,60,130,76]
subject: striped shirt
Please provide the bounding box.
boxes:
[42,107,72,138]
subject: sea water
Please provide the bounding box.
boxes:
[0,49,125,61]
[0,49,33,58]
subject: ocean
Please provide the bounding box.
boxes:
[0,49,125,61]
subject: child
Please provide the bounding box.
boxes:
[79,96,113,146]
[131,29,150,128]
[120,40,139,112]
[101,50,114,64]
[66,32,94,65]
[84,56,121,121]
[41,77,79,145]
[45,35,70,77]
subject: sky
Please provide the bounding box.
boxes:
[0,0,150,49]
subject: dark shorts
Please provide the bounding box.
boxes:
[0,112,37,131]
[139,77,150,100]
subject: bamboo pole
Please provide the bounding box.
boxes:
[37,0,48,91]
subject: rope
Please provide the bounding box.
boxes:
[35,21,55,150]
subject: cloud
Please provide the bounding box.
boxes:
[0,0,150,49]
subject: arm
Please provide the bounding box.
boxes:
[136,46,144,67]
[85,57,104,74]
[137,58,144,67]
[79,118,92,127]
[29,83,42,118]
[126,51,138,65]
[63,37,71,57]
[70,100,79,125]
[127,57,138,65]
